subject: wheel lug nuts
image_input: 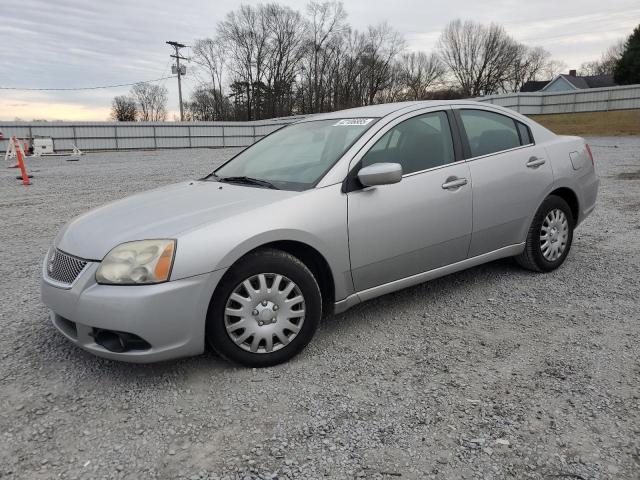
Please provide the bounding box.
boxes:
[252,309,258,316]
[258,321,264,326]
[273,305,279,311]
[262,300,268,306]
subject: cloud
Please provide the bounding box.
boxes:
[1,0,637,120]
[0,98,110,121]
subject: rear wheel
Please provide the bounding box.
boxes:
[206,248,321,367]
[516,195,574,272]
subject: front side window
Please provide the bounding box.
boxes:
[459,109,524,157]
[361,111,455,175]
[213,118,377,191]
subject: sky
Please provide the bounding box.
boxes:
[0,0,638,121]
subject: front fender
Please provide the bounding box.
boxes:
[170,184,353,301]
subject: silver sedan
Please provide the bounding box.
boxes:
[41,101,599,366]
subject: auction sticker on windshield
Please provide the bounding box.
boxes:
[333,118,374,126]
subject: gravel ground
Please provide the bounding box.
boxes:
[0,139,638,480]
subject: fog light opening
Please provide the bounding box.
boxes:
[93,329,151,353]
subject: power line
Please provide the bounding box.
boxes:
[156,58,174,92]
[0,75,175,91]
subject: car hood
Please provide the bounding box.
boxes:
[55,180,297,260]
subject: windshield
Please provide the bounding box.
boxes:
[212,118,378,191]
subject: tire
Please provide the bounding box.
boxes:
[206,248,322,367]
[516,195,574,272]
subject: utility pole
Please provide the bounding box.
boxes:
[166,41,187,121]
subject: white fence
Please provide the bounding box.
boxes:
[2,85,639,153]
[476,84,640,115]
[0,118,300,153]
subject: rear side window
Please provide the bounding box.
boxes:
[459,109,523,157]
[362,111,455,175]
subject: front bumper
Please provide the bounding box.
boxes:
[41,262,227,363]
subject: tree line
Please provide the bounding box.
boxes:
[183,2,564,121]
[579,24,640,84]
[110,2,640,122]
[111,83,168,122]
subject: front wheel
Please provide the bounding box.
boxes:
[206,248,322,367]
[516,195,574,272]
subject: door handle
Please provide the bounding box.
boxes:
[526,156,546,168]
[441,177,468,190]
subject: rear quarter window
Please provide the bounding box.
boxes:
[516,121,533,145]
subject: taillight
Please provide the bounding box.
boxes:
[585,143,594,167]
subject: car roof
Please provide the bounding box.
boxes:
[293,99,556,145]
[301,100,495,121]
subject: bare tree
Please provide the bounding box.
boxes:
[184,86,232,121]
[579,60,601,76]
[580,40,625,76]
[438,20,520,96]
[297,14,404,111]
[216,4,307,119]
[361,23,405,104]
[374,62,405,103]
[507,45,551,92]
[218,5,270,120]
[192,39,226,97]
[263,4,307,117]
[398,51,445,99]
[185,5,579,117]
[602,40,625,74]
[130,83,168,121]
[331,29,369,108]
[542,59,568,80]
[305,1,347,111]
[110,95,137,121]
[192,38,229,120]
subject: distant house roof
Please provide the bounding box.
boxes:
[560,74,590,89]
[520,73,618,93]
[583,74,617,88]
[520,80,550,92]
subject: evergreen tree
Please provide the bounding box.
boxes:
[614,25,640,85]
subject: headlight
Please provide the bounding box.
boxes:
[96,240,175,285]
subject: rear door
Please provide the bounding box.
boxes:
[347,109,472,292]
[454,107,553,257]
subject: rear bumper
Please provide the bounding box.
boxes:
[41,263,227,363]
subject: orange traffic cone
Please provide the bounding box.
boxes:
[12,136,31,185]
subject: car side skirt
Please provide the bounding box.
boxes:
[334,243,525,314]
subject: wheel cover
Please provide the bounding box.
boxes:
[540,208,569,261]
[224,273,306,354]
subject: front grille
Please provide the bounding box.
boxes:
[46,249,88,285]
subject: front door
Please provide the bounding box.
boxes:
[347,110,473,292]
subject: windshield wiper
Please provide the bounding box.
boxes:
[217,176,279,190]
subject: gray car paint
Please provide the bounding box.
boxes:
[55,180,298,262]
[41,100,599,362]
[466,143,554,258]
[357,162,403,186]
[349,159,473,291]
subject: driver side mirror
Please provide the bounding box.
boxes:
[357,162,403,187]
